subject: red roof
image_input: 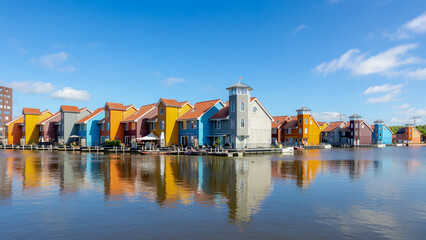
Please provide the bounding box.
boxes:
[272,116,289,128]
[178,99,222,121]
[122,104,156,123]
[23,108,41,115]
[77,107,104,123]
[159,98,181,107]
[318,121,327,126]
[38,112,61,125]
[210,102,229,120]
[61,105,80,112]
[105,102,126,110]
[322,121,346,132]
[283,116,298,129]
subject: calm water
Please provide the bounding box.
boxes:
[1,148,426,240]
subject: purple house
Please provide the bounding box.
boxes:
[121,103,157,144]
[37,112,61,145]
[340,114,373,145]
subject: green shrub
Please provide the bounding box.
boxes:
[104,140,122,147]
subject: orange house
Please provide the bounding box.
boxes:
[282,107,323,146]
[99,102,137,143]
[395,125,422,144]
[5,115,24,145]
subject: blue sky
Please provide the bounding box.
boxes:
[1,0,426,125]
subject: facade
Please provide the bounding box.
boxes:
[148,99,192,146]
[371,119,393,145]
[282,107,322,146]
[121,103,157,144]
[4,115,24,145]
[37,112,61,144]
[99,103,137,144]
[209,102,231,147]
[0,86,12,139]
[340,114,373,146]
[271,116,290,145]
[177,99,224,146]
[395,124,422,144]
[22,108,53,145]
[220,82,273,149]
[57,106,92,145]
[321,121,347,146]
[76,107,105,146]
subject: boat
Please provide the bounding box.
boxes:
[184,148,206,155]
[294,146,304,151]
[281,147,294,154]
[323,144,332,149]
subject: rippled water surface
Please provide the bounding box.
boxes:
[1,147,426,240]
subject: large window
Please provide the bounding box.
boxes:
[304,128,308,134]
[231,102,235,112]
[240,102,245,112]
[191,120,197,129]
[160,108,164,115]
[106,123,110,131]
[305,118,308,124]
[160,121,165,130]
[240,119,245,128]
[299,118,302,124]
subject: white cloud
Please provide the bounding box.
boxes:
[397,12,426,39]
[392,103,410,109]
[160,77,185,87]
[314,49,362,74]
[294,24,307,34]
[312,111,346,122]
[391,106,426,125]
[51,87,90,101]
[314,44,425,79]
[34,52,76,72]
[364,83,404,103]
[8,81,54,94]
[363,83,404,94]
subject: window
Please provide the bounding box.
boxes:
[4,116,9,121]
[305,118,308,124]
[214,121,221,129]
[0,100,2,103]
[361,124,364,128]
[160,121,165,130]
[191,121,197,129]
[231,118,235,129]
[355,131,358,136]
[355,123,358,128]
[106,123,110,131]
[5,100,8,104]
[305,128,308,134]
[131,123,135,130]
[152,122,156,130]
[350,123,353,128]
[240,102,245,112]
[160,108,164,115]
[272,129,277,134]
[231,102,235,112]
[240,119,245,128]
[253,107,257,112]
[299,118,302,124]
[5,89,8,93]
[101,124,104,131]
[287,129,291,134]
[80,124,83,131]
[299,128,302,134]
[125,123,129,131]
[351,131,353,136]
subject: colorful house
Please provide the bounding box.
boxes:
[121,103,157,144]
[177,99,224,146]
[372,119,393,145]
[340,114,373,146]
[209,102,230,147]
[21,108,53,145]
[208,82,273,149]
[5,115,24,145]
[148,99,192,147]
[37,112,61,145]
[395,124,422,144]
[57,106,92,145]
[271,116,290,145]
[321,121,347,146]
[99,102,138,144]
[282,107,322,146]
[75,107,105,146]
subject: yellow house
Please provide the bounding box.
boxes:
[148,98,192,146]
[284,107,323,146]
[100,103,137,143]
[22,108,53,145]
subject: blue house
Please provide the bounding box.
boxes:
[177,99,224,146]
[75,107,105,146]
[372,119,393,145]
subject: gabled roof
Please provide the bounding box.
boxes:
[226,81,253,90]
[23,108,41,115]
[178,99,223,121]
[105,102,126,111]
[361,121,374,132]
[318,121,327,126]
[157,98,181,107]
[77,107,104,124]
[340,122,351,132]
[61,105,79,112]
[283,116,298,129]
[5,115,24,126]
[121,104,156,123]
[272,116,290,129]
[210,102,229,120]
[322,121,346,132]
[38,112,61,125]
[250,97,273,121]
[179,101,193,108]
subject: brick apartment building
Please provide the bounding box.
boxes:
[0,86,12,139]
